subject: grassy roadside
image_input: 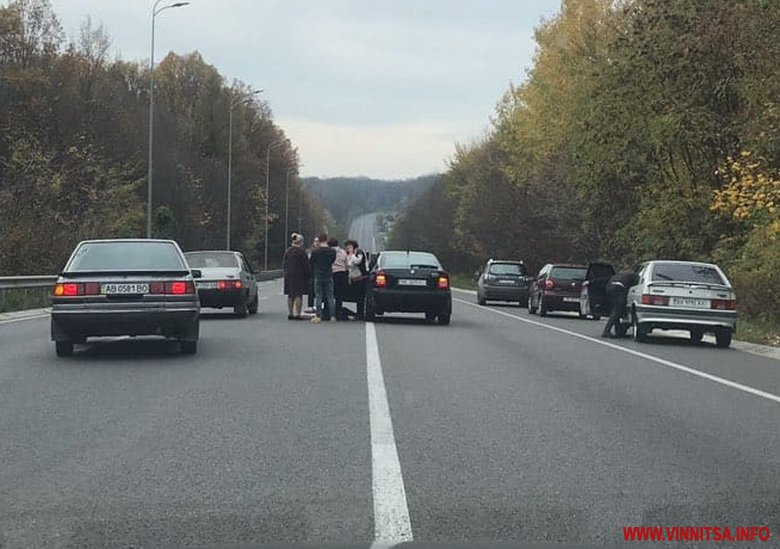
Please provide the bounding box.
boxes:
[0,287,51,314]
[450,273,478,291]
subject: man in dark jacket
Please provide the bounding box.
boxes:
[309,233,337,322]
[602,271,640,338]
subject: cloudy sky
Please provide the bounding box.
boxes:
[49,0,560,179]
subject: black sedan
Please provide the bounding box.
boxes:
[50,239,201,357]
[184,250,259,317]
[365,251,452,324]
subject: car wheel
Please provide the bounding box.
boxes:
[55,341,74,357]
[527,295,537,314]
[715,328,732,349]
[538,296,548,317]
[425,312,437,322]
[690,328,704,344]
[234,300,248,318]
[247,292,259,315]
[437,314,451,325]
[593,314,601,321]
[180,340,198,354]
[632,313,648,343]
[477,294,486,306]
[519,298,528,308]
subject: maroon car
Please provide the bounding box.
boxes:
[528,263,588,317]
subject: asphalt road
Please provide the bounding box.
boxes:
[349,213,384,255]
[1,280,779,547]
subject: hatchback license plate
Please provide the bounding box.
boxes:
[671,297,709,308]
[563,297,579,303]
[101,283,149,295]
[398,279,427,287]
[196,281,218,289]
[497,279,515,284]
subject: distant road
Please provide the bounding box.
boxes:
[349,212,384,254]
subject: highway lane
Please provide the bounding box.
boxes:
[1,280,779,546]
[349,213,384,255]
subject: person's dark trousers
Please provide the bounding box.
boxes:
[307,278,315,308]
[603,283,628,337]
[333,271,349,320]
[354,279,368,320]
[314,275,336,321]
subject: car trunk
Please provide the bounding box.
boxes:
[646,281,735,309]
[382,268,442,290]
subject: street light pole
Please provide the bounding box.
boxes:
[285,168,296,250]
[227,89,262,250]
[147,0,189,239]
[264,140,282,271]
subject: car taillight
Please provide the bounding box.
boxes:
[166,281,195,295]
[641,294,669,306]
[53,283,83,296]
[83,282,100,295]
[711,299,737,310]
[544,279,554,290]
[375,272,387,288]
[150,282,165,294]
[217,280,242,290]
[437,276,449,290]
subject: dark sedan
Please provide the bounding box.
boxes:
[50,239,200,356]
[184,251,259,317]
[365,251,452,324]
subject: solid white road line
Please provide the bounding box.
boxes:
[0,313,50,326]
[365,322,413,543]
[454,297,780,405]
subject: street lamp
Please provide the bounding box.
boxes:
[264,140,283,270]
[147,0,190,239]
[227,88,262,250]
[284,167,297,251]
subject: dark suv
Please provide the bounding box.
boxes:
[528,263,587,316]
[476,259,530,306]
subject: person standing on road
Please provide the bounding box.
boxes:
[345,239,369,320]
[602,270,640,338]
[309,234,337,323]
[282,233,310,320]
[329,237,349,320]
[305,237,320,312]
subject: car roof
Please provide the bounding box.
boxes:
[77,239,178,245]
[381,250,437,255]
[184,250,239,255]
[548,263,587,268]
[646,260,720,268]
[488,259,524,264]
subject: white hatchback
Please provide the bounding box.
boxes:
[627,260,737,348]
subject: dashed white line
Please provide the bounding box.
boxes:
[453,296,780,405]
[365,322,413,543]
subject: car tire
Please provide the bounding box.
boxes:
[538,296,548,317]
[593,314,601,321]
[519,298,528,308]
[365,299,376,322]
[715,328,732,349]
[632,313,648,343]
[615,323,629,338]
[437,314,451,325]
[180,340,198,354]
[248,292,259,315]
[690,328,704,344]
[477,295,486,306]
[528,295,537,314]
[425,312,437,322]
[234,300,248,318]
[55,341,74,357]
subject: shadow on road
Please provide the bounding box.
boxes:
[69,338,188,360]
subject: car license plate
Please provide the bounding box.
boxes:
[101,283,149,295]
[671,297,709,308]
[563,297,579,303]
[196,281,218,289]
[497,279,515,284]
[398,279,427,287]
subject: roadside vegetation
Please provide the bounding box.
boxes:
[389,0,780,344]
[0,0,329,275]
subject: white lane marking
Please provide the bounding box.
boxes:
[453,297,780,405]
[365,322,413,543]
[0,313,50,326]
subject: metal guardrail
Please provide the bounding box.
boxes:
[0,271,283,290]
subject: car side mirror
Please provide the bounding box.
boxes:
[191,269,202,279]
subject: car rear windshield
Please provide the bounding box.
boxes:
[651,263,726,285]
[66,242,187,272]
[185,252,239,269]
[550,267,587,280]
[380,252,441,269]
[489,263,526,276]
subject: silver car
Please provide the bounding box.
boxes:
[626,260,737,348]
[184,251,259,317]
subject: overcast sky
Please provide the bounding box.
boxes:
[49,0,560,179]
